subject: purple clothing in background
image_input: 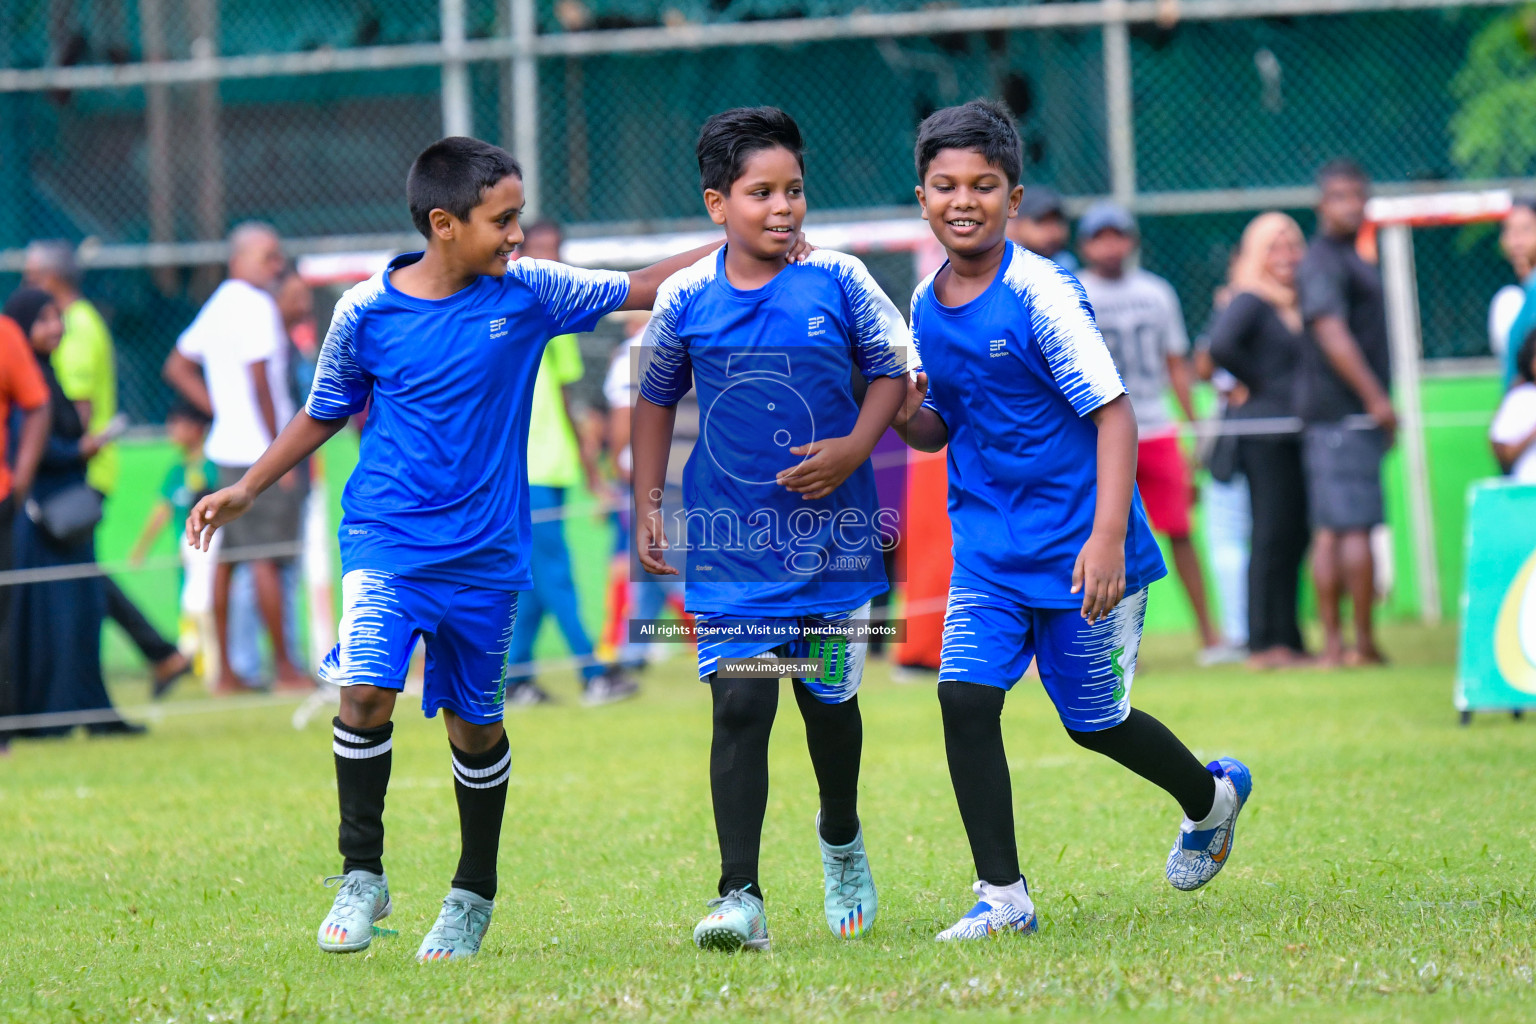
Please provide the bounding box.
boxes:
[872,427,907,540]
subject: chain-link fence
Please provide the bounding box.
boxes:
[0,0,1529,424]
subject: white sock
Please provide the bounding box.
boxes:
[978,878,1034,914]
[1186,775,1235,831]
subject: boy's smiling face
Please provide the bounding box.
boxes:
[704,145,806,263]
[916,148,1023,259]
[434,174,526,277]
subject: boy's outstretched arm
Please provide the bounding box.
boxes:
[1074,393,1137,624]
[631,396,679,575]
[621,233,813,311]
[891,371,948,453]
[779,375,906,500]
[185,411,347,550]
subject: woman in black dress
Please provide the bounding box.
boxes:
[1205,214,1313,669]
[5,286,142,736]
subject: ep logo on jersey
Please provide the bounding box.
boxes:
[489,317,508,339]
[808,316,827,337]
[989,338,1008,358]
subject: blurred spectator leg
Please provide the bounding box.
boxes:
[535,498,607,693]
[505,583,549,705]
[624,574,685,666]
[226,563,263,684]
[251,556,310,690]
[211,561,253,694]
[0,496,14,747]
[1340,530,1383,665]
[1311,529,1345,667]
[1241,437,1311,668]
[1202,472,1250,650]
[103,576,190,691]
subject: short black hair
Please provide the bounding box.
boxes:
[166,401,211,429]
[1519,328,1536,385]
[696,107,805,194]
[915,99,1023,187]
[1512,195,1536,216]
[406,136,522,237]
[1316,157,1368,189]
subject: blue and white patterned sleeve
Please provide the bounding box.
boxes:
[508,258,631,336]
[638,257,717,407]
[811,250,911,380]
[305,276,382,420]
[636,266,702,407]
[910,271,941,415]
[1005,250,1125,417]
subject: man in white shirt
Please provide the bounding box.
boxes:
[164,222,310,693]
[1077,202,1232,664]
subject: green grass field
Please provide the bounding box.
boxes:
[2,623,1532,1023]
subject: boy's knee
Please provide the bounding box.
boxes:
[339,684,395,728]
[937,680,1005,722]
[1064,714,1126,752]
[711,679,777,733]
[793,681,858,720]
[446,717,505,755]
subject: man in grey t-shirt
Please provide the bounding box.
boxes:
[1078,202,1230,662]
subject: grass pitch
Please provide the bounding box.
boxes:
[1,623,1532,1023]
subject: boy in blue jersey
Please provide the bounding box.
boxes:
[630,108,910,952]
[187,136,776,962]
[894,101,1253,940]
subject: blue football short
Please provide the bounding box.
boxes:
[695,602,870,705]
[319,569,519,725]
[938,586,1148,732]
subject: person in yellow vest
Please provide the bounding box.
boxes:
[24,240,191,694]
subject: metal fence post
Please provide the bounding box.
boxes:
[440,0,472,137]
[1378,223,1442,624]
[1103,0,1136,207]
[509,0,541,218]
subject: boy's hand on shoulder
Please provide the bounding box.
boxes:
[1072,530,1126,625]
[786,230,816,264]
[778,435,869,500]
[635,508,678,576]
[893,371,929,429]
[186,485,253,552]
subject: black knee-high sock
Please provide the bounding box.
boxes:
[450,732,511,901]
[710,677,778,901]
[937,682,1021,887]
[1066,708,1216,820]
[333,717,393,876]
[793,681,862,846]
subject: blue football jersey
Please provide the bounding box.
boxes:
[306,252,630,589]
[911,242,1167,607]
[638,247,910,617]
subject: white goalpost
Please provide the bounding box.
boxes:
[1365,188,1512,626]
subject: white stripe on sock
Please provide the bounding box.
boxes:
[453,766,510,790]
[333,738,392,759]
[333,725,378,746]
[451,749,511,780]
